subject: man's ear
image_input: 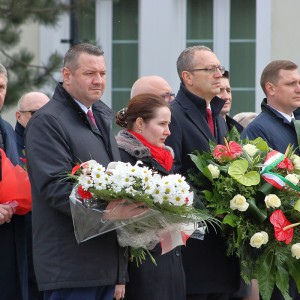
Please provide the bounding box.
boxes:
[62,67,71,85]
[16,111,21,122]
[181,71,193,86]
[265,82,275,96]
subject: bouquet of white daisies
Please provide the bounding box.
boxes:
[69,160,214,265]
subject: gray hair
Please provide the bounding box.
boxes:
[64,43,104,71]
[0,63,8,81]
[176,45,212,81]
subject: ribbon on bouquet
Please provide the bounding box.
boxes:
[159,223,198,255]
[260,152,300,192]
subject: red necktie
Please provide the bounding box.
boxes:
[87,109,97,128]
[206,108,215,136]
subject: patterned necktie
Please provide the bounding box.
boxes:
[206,108,215,136]
[87,109,97,128]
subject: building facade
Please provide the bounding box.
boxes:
[3,0,300,123]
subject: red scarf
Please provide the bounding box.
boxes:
[128,130,173,171]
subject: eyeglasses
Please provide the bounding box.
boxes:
[188,66,225,75]
[20,110,37,116]
[161,92,175,102]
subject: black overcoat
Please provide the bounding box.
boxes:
[165,84,241,295]
[25,83,127,291]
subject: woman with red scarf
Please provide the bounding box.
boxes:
[115,94,185,300]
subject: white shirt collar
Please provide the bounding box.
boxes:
[267,104,294,122]
[73,99,91,114]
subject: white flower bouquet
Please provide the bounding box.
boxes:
[69,160,214,265]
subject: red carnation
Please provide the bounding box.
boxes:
[277,157,294,172]
[77,185,92,200]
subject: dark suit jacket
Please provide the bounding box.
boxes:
[165,84,240,295]
[25,83,127,291]
[0,116,28,300]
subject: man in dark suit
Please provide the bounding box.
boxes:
[218,70,243,133]
[25,43,145,300]
[0,63,28,300]
[166,46,241,300]
[242,60,300,300]
[15,91,49,300]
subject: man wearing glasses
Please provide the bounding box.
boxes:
[15,92,50,162]
[166,46,241,300]
[131,75,175,103]
[15,92,49,300]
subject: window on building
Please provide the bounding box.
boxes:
[186,0,213,49]
[112,0,138,114]
[230,0,256,115]
[186,0,256,116]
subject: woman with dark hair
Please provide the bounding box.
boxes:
[115,94,185,300]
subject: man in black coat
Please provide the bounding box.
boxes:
[165,46,241,300]
[25,43,145,300]
[242,60,300,300]
[218,70,244,133]
[15,91,49,300]
[0,63,28,300]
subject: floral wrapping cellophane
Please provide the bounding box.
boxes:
[69,160,213,265]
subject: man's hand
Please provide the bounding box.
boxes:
[114,284,125,300]
[103,199,148,220]
[0,204,14,225]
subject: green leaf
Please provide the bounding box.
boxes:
[247,198,267,223]
[228,159,260,186]
[189,153,207,174]
[275,264,292,300]
[257,249,276,300]
[203,190,212,201]
[223,213,239,227]
[252,137,270,151]
[286,257,300,294]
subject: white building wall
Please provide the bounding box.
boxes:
[271,0,300,66]
[138,0,186,94]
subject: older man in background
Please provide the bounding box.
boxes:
[15,91,50,300]
[15,92,50,162]
[131,75,175,103]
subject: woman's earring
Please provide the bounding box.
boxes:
[139,129,142,133]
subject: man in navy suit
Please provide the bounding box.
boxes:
[166,46,241,300]
[242,60,300,300]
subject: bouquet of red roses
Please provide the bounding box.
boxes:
[189,129,300,300]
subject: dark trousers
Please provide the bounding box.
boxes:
[43,286,115,300]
